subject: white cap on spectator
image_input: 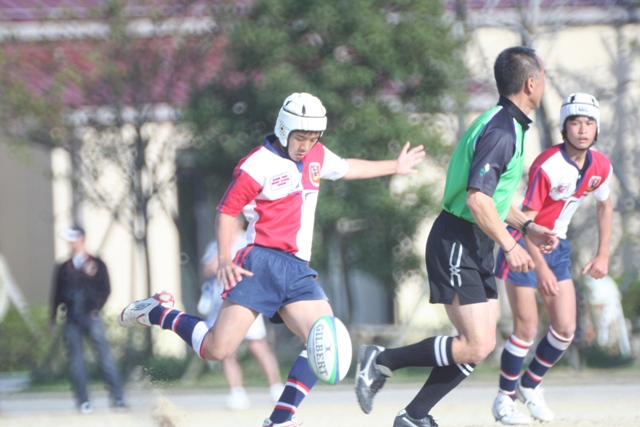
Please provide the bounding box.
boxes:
[61,226,85,242]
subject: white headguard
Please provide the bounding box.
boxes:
[274,92,327,147]
[560,92,600,135]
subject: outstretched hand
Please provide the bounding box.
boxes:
[396,142,425,175]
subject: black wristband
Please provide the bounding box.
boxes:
[522,219,533,236]
[503,241,518,254]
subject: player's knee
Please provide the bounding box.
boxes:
[513,316,539,342]
[517,324,539,343]
[550,324,576,341]
[466,340,495,364]
[202,346,233,361]
[480,342,496,362]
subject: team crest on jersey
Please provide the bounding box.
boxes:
[309,162,321,187]
[270,172,293,190]
[82,259,98,277]
[555,184,570,193]
[587,176,602,192]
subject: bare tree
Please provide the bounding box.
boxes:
[0,0,223,359]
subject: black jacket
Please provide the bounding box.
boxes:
[51,255,111,323]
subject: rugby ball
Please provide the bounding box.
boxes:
[306,315,352,385]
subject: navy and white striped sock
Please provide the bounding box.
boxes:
[149,307,209,357]
[269,349,317,423]
[521,327,572,389]
[499,334,533,397]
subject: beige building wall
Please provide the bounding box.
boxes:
[0,140,55,304]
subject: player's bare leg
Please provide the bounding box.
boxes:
[278,299,333,340]
[541,279,577,339]
[445,296,498,364]
[201,301,259,360]
[507,283,540,341]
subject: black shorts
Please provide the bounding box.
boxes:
[426,210,498,305]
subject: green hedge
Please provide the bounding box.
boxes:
[0,305,54,372]
[622,279,640,322]
[0,304,191,386]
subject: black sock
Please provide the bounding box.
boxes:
[405,363,475,418]
[377,336,453,371]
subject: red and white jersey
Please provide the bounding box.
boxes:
[217,136,349,261]
[522,144,612,239]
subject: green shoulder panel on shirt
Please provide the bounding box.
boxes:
[442,106,526,223]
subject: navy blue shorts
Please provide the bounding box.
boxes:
[495,228,572,288]
[426,210,498,305]
[222,245,328,323]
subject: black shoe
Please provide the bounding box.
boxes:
[355,345,392,414]
[393,409,439,427]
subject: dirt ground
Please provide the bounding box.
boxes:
[1,367,639,427]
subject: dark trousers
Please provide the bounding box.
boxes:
[63,314,123,406]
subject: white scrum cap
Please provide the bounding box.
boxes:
[274,92,327,147]
[560,92,600,134]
